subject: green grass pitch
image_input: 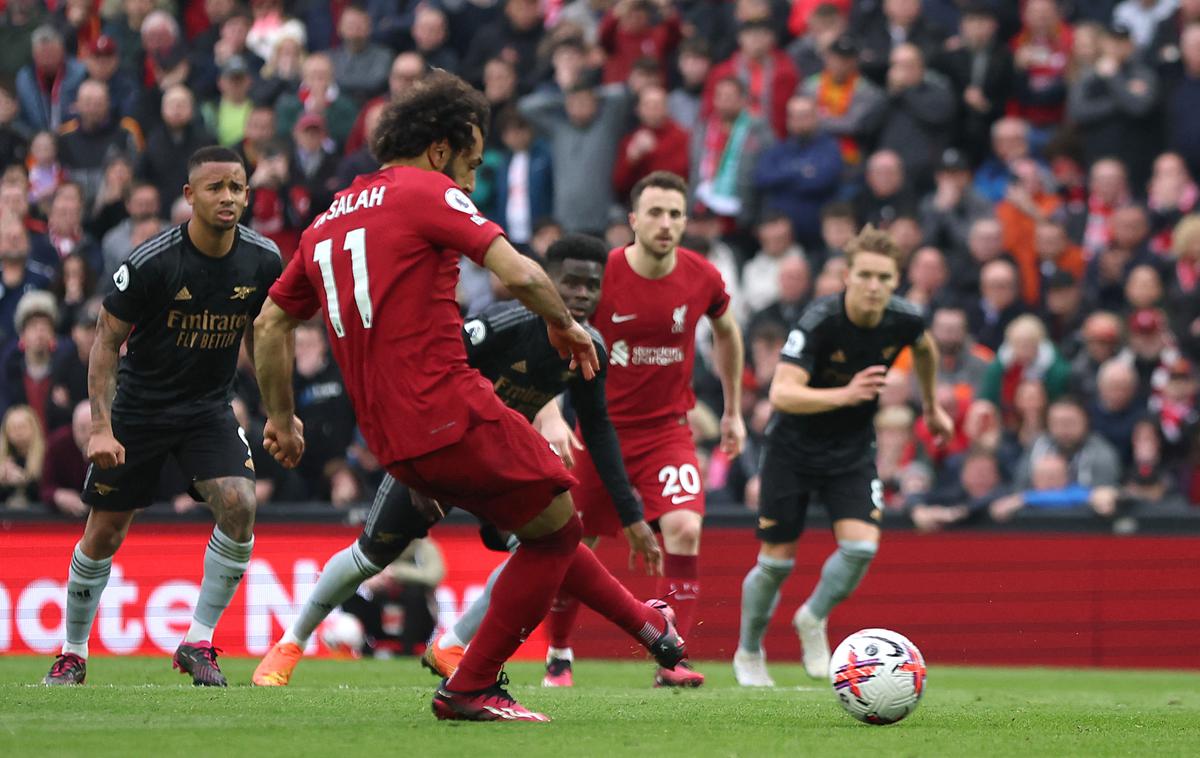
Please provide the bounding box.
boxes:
[1,656,1196,757]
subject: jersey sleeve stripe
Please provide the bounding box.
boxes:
[797,294,841,332]
[128,227,182,268]
[886,296,924,319]
[238,225,283,258]
[484,307,539,332]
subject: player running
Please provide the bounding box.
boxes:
[538,170,746,688]
[733,226,953,687]
[252,72,685,722]
[251,233,663,686]
[42,147,286,687]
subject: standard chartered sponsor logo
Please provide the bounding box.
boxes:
[609,340,684,367]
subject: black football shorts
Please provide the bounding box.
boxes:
[755,442,884,543]
[82,407,254,511]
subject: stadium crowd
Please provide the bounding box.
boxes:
[0,0,1198,528]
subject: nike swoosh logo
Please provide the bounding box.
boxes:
[671,495,696,505]
[611,313,637,323]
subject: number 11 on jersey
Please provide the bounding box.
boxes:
[313,227,372,338]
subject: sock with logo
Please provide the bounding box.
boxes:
[61,543,112,658]
[186,527,253,644]
[803,540,878,619]
[656,553,699,637]
[282,542,385,648]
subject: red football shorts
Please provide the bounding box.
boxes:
[573,416,704,538]
[387,405,577,532]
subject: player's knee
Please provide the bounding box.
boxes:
[665,520,701,553]
[837,539,878,565]
[356,534,406,569]
[522,513,581,556]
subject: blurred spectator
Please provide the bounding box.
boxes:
[520,76,630,233]
[741,214,803,314]
[747,252,810,333]
[683,211,745,320]
[902,246,949,316]
[482,56,519,150]
[0,83,30,171]
[1042,270,1089,352]
[1090,357,1146,464]
[1070,20,1105,79]
[477,107,553,248]
[1087,205,1159,311]
[598,0,681,85]
[702,17,798,139]
[981,313,1071,428]
[1071,311,1126,398]
[1122,416,1175,504]
[245,0,307,66]
[0,0,47,81]
[908,448,1005,532]
[461,0,546,92]
[0,404,45,509]
[330,5,393,104]
[1148,0,1200,75]
[1015,396,1123,489]
[336,100,385,190]
[851,149,918,229]
[993,450,1120,522]
[1166,214,1200,359]
[27,131,64,212]
[100,182,160,283]
[291,113,339,200]
[1081,158,1132,258]
[1067,22,1160,188]
[408,5,459,75]
[691,75,773,230]
[57,78,144,206]
[612,85,690,202]
[344,52,426,156]
[934,2,1014,166]
[138,85,216,208]
[1146,152,1198,255]
[44,183,99,272]
[49,253,96,338]
[858,0,947,85]
[103,0,153,78]
[275,54,357,149]
[234,104,277,176]
[246,138,308,257]
[876,43,956,189]
[344,537,445,656]
[1124,306,1178,390]
[2,291,59,430]
[48,297,99,428]
[16,25,87,133]
[812,201,856,266]
[968,257,1027,352]
[38,399,89,516]
[140,11,189,94]
[921,147,992,259]
[974,117,1032,203]
[956,397,1025,474]
[896,304,993,411]
[249,26,305,107]
[996,157,1064,307]
[85,153,136,242]
[293,321,357,500]
[1165,22,1200,179]
[202,56,255,146]
[1125,264,1166,312]
[785,1,846,79]
[79,35,137,119]
[752,95,842,250]
[0,213,52,350]
[1150,355,1199,458]
[800,34,884,170]
[667,38,711,129]
[1009,0,1073,144]
[1030,220,1086,308]
[1113,0,1181,49]
[875,404,923,507]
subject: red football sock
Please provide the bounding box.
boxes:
[658,553,699,637]
[448,518,580,693]
[547,591,581,649]
[559,545,666,646]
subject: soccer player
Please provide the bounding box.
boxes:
[541,170,746,688]
[732,226,954,687]
[252,72,685,722]
[41,147,286,687]
[251,233,663,686]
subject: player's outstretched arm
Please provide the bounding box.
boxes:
[911,331,954,442]
[86,306,133,469]
[710,309,747,458]
[769,363,887,415]
[253,297,306,468]
[482,237,599,379]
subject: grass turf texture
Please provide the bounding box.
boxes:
[1,657,1196,757]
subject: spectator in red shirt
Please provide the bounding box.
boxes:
[613,84,690,200]
[598,0,681,85]
[1008,0,1074,143]
[702,18,800,139]
[39,399,89,516]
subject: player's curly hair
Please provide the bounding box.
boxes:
[371,70,490,163]
[546,233,609,268]
[844,224,903,269]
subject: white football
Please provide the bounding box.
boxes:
[829,628,926,725]
[320,611,366,656]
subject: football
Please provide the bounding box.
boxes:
[829,628,926,725]
[320,611,366,657]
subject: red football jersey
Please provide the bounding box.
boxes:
[269,166,508,463]
[593,246,730,427]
